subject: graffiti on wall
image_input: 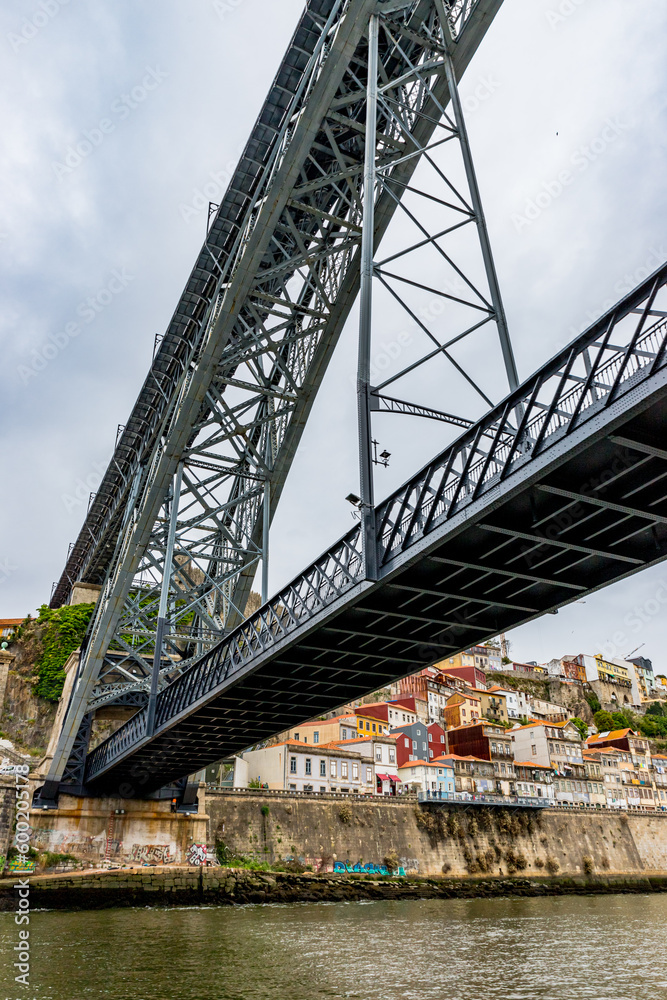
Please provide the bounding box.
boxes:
[129,844,174,865]
[186,843,214,866]
[333,861,406,876]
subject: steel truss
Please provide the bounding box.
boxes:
[83,265,667,790]
[44,0,507,796]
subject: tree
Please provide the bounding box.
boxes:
[570,717,588,741]
[593,710,615,732]
[585,693,601,715]
[611,710,634,729]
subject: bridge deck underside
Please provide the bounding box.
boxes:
[86,392,667,797]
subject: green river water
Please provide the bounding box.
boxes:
[1,894,666,999]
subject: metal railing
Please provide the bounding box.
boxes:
[376,266,667,563]
[85,264,667,783]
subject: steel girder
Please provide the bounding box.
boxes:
[44,0,507,792]
[82,265,667,794]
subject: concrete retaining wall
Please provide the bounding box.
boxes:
[207,790,667,878]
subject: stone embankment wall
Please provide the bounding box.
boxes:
[207,791,667,878]
[0,868,665,912]
[26,788,667,877]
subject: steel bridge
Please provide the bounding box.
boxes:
[37,0,667,803]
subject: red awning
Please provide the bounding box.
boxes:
[376,773,396,782]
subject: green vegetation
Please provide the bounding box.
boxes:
[40,852,78,869]
[215,841,273,871]
[586,692,602,715]
[570,717,588,741]
[592,705,667,741]
[13,604,95,702]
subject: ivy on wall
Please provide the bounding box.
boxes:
[15,604,94,702]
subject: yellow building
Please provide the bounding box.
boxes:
[444,692,481,729]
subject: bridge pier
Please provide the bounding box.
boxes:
[29,784,209,867]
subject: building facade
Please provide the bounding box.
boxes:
[243,740,375,794]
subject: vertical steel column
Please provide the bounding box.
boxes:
[147,462,183,736]
[439,7,519,393]
[357,12,379,581]
[261,481,270,605]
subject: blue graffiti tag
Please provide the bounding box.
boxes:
[333,860,405,876]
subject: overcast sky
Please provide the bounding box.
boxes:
[1,0,666,671]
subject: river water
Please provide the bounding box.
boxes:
[1,894,666,999]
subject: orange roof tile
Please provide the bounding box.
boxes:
[294,714,356,727]
[586,728,635,744]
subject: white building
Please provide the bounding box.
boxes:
[511,721,589,805]
[334,735,398,794]
[243,740,374,793]
[487,686,530,720]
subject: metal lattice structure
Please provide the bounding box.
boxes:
[82,263,667,793]
[40,0,667,802]
[44,0,514,797]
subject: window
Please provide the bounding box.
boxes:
[389,749,395,763]
[440,735,445,743]
[366,767,372,783]
[412,740,417,749]
[372,723,376,733]
[313,732,319,744]
[404,739,410,748]
[304,784,313,792]
[422,742,427,752]
[341,762,348,778]
[341,728,347,739]
[376,747,382,761]
[429,750,433,759]
[305,759,312,775]
[290,757,297,773]
[352,763,359,780]
[532,745,537,756]
[320,786,326,793]
[289,783,296,790]
[428,732,432,742]
[294,733,299,742]
[491,742,497,753]
[320,760,326,777]
[402,714,406,722]
[331,762,337,778]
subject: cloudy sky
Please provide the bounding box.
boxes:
[1,0,666,670]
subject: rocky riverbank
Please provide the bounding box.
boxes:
[1,867,666,911]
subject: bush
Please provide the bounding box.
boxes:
[534,856,545,868]
[467,815,478,838]
[338,804,352,824]
[15,604,95,702]
[40,852,78,869]
[582,855,594,875]
[261,805,270,817]
[441,862,452,874]
[545,855,559,875]
[383,851,399,872]
[447,813,461,838]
